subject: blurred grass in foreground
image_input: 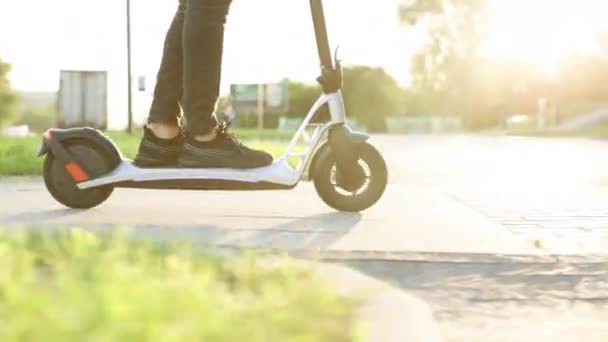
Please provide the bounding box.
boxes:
[0,228,360,342]
[0,129,294,176]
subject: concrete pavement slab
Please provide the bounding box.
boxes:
[313,263,443,342]
[1,179,537,255]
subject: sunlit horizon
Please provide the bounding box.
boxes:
[482,0,608,78]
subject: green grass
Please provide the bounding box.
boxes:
[0,228,360,342]
[0,135,41,176]
[0,129,295,176]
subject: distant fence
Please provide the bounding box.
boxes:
[231,113,462,134]
[385,116,463,134]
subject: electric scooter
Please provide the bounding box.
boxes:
[37,0,388,213]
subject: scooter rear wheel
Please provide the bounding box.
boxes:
[313,142,388,212]
[43,140,115,209]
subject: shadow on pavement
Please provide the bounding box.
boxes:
[219,212,363,249]
[336,259,608,322]
[127,211,363,251]
[0,209,84,225]
[0,210,362,251]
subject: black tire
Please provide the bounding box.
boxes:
[43,140,115,209]
[313,142,388,212]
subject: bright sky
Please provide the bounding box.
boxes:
[0,0,410,92]
[482,0,608,77]
[3,0,608,91]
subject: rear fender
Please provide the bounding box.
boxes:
[37,128,122,165]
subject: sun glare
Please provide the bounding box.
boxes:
[482,0,607,77]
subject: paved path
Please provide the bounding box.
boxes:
[345,258,608,342]
[2,134,608,340]
[1,181,538,255]
[375,134,608,254]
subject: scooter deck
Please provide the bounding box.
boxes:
[114,179,296,191]
[77,160,301,191]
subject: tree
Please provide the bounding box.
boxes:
[400,0,495,127]
[14,105,56,133]
[0,55,19,128]
[342,66,402,132]
[286,81,322,118]
[399,1,608,128]
[284,67,402,132]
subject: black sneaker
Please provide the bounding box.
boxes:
[178,122,273,169]
[133,127,184,167]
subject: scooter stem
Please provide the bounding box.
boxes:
[309,0,333,71]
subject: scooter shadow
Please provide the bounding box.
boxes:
[212,212,363,251]
[126,211,363,252]
[0,209,83,225]
[0,209,362,252]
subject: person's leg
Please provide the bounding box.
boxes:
[134,0,186,167]
[177,0,273,169]
[180,0,231,139]
[146,0,187,139]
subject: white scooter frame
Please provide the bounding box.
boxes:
[76,92,351,190]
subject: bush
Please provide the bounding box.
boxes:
[15,106,56,133]
[342,67,402,133]
[232,112,281,129]
[0,58,19,128]
[0,229,359,342]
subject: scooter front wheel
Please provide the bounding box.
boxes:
[43,140,115,209]
[313,142,388,212]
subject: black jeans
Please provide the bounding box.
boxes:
[147,0,232,136]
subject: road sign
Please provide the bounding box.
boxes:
[231,84,259,103]
[230,82,289,114]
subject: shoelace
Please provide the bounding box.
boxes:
[216,120,244,151]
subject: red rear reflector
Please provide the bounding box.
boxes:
[65,162,90,182]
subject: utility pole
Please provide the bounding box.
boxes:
[257,84,265,130]
[126,0,134,133]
